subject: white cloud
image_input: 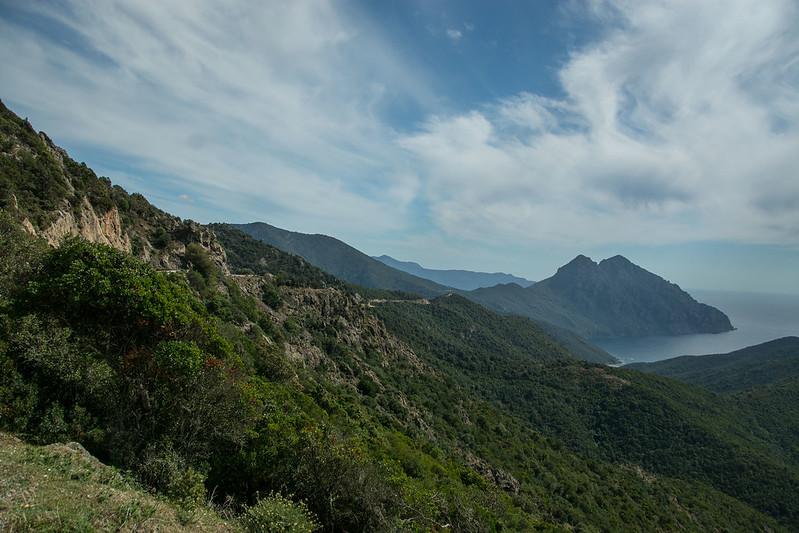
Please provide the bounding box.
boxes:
[400,0,799,247]
[0,0,428,237]
[446,29,462,41]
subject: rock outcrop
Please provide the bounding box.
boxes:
[32,197,132,253]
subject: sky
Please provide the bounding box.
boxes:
[1,0,798,294]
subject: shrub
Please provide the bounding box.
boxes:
[241,492,320,533]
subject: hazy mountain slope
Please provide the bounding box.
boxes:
[232,222,451,298]
[229,222,616,362]
[373,254,535,290]
[626,336,799,393]
[467,254,733,338]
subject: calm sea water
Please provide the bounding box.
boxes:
[592,290,799,364]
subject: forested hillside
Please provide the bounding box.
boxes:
[2,99,798,531]
[627,336,799,393]
[231,222,616,363]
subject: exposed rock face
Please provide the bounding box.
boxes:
[137,220,230,275]
[32,197,132,253]
[463,451,521,495]
[191,222,229,275]
[20,196,130,253]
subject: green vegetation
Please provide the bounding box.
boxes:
[0,432,236,532]
[373,296,799,529]
[241,493,320,533]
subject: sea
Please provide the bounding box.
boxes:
[592,290,799,365]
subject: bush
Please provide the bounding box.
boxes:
[241,492,320,533]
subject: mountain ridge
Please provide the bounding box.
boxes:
[626,336,799,393]
[232,221,452,298]
[373,254,535,290]
[234,222,732,342]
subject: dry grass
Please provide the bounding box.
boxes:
[0,432,240,532]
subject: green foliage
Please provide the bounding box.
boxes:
[155,340,206,375]
[242,492,321,533]
[1,237,254,501]
[211,223,340,289]
[372,294,572,375]
[374,296,799,530]
[138,445,208,507]
[261,278,284,309]
[185,242,219,299]
[27,238,207,348]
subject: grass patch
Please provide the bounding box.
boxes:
[0,432,238,532]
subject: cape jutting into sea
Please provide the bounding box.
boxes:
[593,290,799,364]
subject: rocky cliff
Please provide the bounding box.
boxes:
[1,99,227,275]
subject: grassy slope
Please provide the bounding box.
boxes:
[0,433,237,532]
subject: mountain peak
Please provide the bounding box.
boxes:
[600,254,632,266]
[599,255,636,272]
[536,255,733,337]
[558,254,597,272]
[549,255,597,287]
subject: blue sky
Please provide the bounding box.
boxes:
[1,0,798,294]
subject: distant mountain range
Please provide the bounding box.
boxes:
[235,223,733,340]
[372,255,535,290]
[372,255,535,291]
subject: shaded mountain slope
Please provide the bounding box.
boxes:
[231,222,450,298]
[466,254,733,338]
[373,254,534,290]
[232,222,451,298]
[626,336,799,393]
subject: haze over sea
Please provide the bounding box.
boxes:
[594,290,799,365]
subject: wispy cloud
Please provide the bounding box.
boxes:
[400,0,799,247]
[446,29,462,41]
[0,0,429,235]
